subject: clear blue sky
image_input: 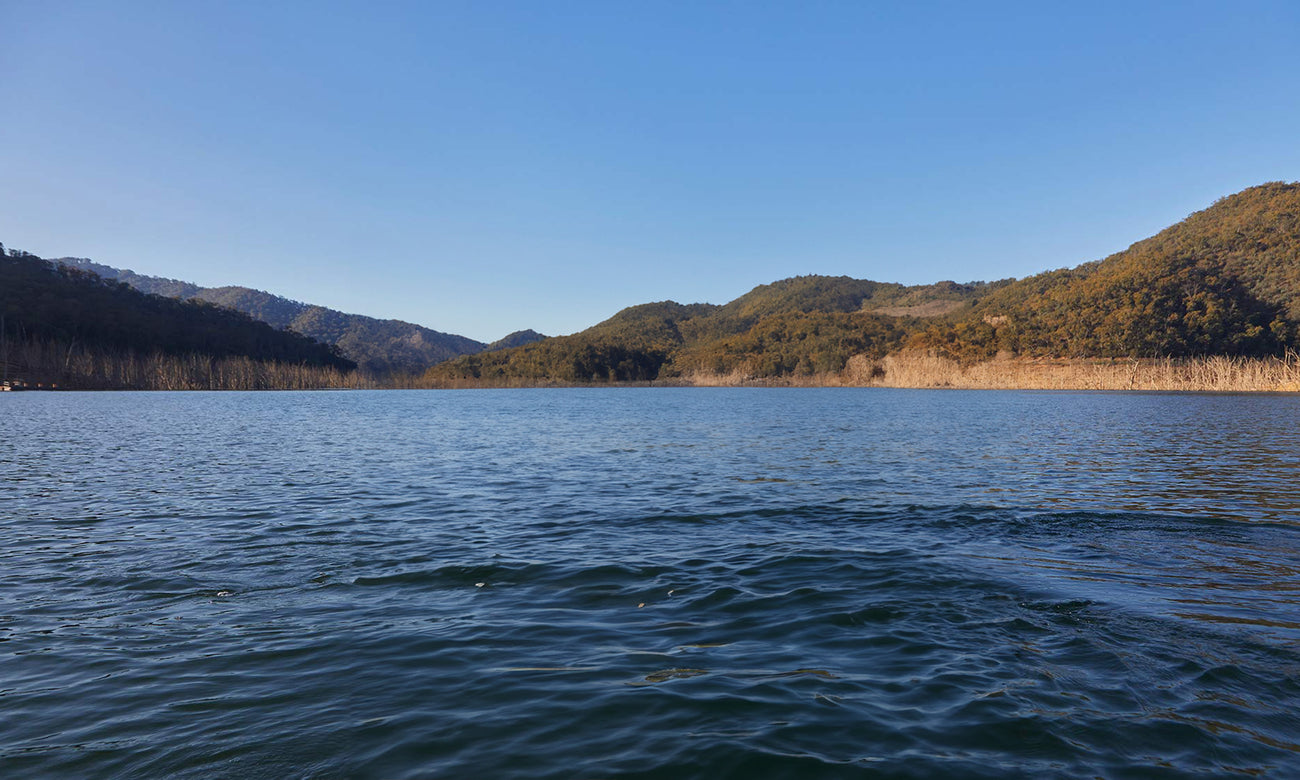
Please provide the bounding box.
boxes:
[3,1,1299,342]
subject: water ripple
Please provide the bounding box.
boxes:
[3,389,1300,778]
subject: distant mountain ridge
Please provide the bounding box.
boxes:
[1,246,356,389]
[53,258,546,374]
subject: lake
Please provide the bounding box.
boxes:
[3,388,1299,778]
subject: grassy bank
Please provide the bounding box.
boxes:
[21,337,1297,392]
[3,337,378,390]
[846,352,1300,391]
[668,352,1300,391]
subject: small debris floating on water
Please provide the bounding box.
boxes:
[641,668,708,683]
[216,591,232,597]
[475,582,486,588]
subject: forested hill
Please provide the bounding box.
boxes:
[485,330,549,351]
[55,258,493,374]
[424,278,998,384]
[13,180,1297,388]
[426,181,1300,385]
[912,181,1300,361]
[0,247,355,372]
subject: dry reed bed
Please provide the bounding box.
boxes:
[5,337,377,390]
[17,333,1298,392]
[675,352,1300,391]
[847,352,1300,392]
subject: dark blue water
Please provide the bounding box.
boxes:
[3,389,1299,778]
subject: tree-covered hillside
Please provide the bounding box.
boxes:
[20,180,1297,388]
[485,330,549,352]
[912,182,1300,361]
[429,302,716,384]
[55,258,488,374]
[426,182,1300,385]
[424,278,982,384]
[1,247,355,374]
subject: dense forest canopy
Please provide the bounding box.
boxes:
[54,257,496,374]
[912,182,1300,361]
[424,279,984,384]
[1,247,355,371]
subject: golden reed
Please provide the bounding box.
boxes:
[846,351,1300,391]
[4,337,377,390]
[672,351,1300,392]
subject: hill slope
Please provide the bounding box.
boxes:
[425,278,990,384]
[1,247,356,387]
[427,182,1300,385]
[913,182,1300,360]
[54,258,489,374]
[484,330,550,352]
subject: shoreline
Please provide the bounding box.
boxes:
[668,353,1300,393]
[420,353,1300,392]
[13,353,1300,393]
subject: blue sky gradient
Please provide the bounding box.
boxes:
[3,1,1299,341]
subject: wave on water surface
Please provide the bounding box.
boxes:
[2,389,1299,778]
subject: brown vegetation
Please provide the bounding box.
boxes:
[12,182,1300,393]
[865,299,966,318]
[5,336,374,390]
[653,351,1300,392]
[905,353,1299,391]
[848,351,1300,391]
[914,182,1300,361]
